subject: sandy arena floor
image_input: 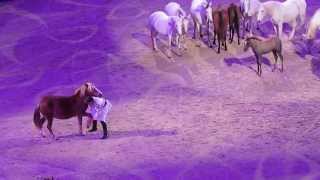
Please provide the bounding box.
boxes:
[1,0,320,179]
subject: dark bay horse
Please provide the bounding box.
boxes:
[33,82,102,139]
[228,3,241,45]
[211,8,228,53]
[244,36,283,76]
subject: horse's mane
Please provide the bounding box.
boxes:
[246,36,264,41]
[74,82,95,97]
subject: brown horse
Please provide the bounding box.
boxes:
[33,82,103,139]
[244,36,283,76]
[228,3,241,45]
[211,8,229,53]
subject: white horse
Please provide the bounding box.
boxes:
[149,11,183,58]
[257,0,306,40]
[165,2,190,46]
[305,9,320,40]
[190,0,213,41]
[240,0,261,36]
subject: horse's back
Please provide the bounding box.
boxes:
[39,95,78,119]
[149,11,170,35]
[191,0,205,11]
[165,2,181,16]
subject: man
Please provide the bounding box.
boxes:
[86,96,112,139]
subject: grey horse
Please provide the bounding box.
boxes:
[244,36,283,76]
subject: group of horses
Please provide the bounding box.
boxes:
[33,1,320,140]
[148,0,320,75]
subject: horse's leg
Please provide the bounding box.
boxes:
[39,117,46,137]
[232,25,235,42]
[217,34,221,53]
[225,35,228,51]
[46,116,56,139]
[272,50,278,72]
[193,20,197,39]
[279,52,284,72]
[249,17,253,35]
[167,34,172,58]
[213,30,216,45]
[236,22,240,44]
[207,21,210,38]
[199,21,204,39]
[255,54,260,76]
[151,30,158,51]
[278,23,283,39]
[175,35,181,49]
[229,22,233,41]
[78,116,84,136]
[289,20,297,40]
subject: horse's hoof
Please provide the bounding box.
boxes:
[101,135,108,139]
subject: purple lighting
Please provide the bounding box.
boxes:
[1,0,320,179]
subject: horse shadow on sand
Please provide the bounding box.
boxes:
[132,32,183,59]
[132,32,195,84]
[224,56,272,73]
[58,129,177,140]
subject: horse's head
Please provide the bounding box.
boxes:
[244,36,262,51]
[74,82,103,98]
[170,17,183,36]
[257,5,266,23]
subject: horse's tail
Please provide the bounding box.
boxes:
[33,105,42,130]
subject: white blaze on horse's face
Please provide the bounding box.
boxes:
[257,6,265,22]
[171,17,183,35]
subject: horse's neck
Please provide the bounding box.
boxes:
[250,39,262,49]
[264,2,281,17]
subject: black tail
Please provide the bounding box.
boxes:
[33,105,42,129]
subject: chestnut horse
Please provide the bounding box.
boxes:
[33,82,103,139]
[211,8,229,53]
[228,3,241,45]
